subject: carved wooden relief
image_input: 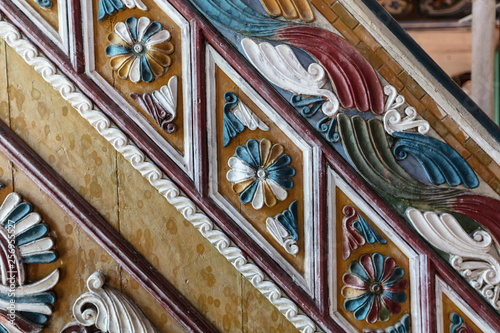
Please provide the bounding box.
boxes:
[0,0,500,331]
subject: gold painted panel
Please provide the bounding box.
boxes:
[94,0,185,155]
[215,65,306,275]
[335,187,410,331]
[26,0,59,31]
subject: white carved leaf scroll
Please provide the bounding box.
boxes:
[406,208,500,309]
[266,217,299,255]
[241,38,339,118]
[71,271,160,333]
[383,85,430,135]
[233,100,269,131]
[152,75,178,122]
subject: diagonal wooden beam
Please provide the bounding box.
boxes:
[0,115,218,333]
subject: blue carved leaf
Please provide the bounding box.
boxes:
[276,201,299,241]
[98,0,124,20]
[352,214,387,245]
[392,131,479,188]
[189,0,285,37]
[223,92,245,147]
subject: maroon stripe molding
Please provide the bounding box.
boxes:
[1,0,500,331]
[0,122,217,333]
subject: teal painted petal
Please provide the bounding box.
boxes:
[0,292,56,304]
[35,0,52,8]
[349,260,370,281]
[393,131,479,189]
[126,17,138,41]
[383,291,407,304]
[23,252,57,264]
[268,165,296,179]
[239,181,258,204]
[276,201,299,241]
[345,292,371,311]
[384,267,405,287]
[98,0,124,20]
[5,202,31,226]
[353,215,387,245]
[236,145,258,168]
[142,21,162,42]
[372,253,384,282]
[20,312,48,325]
[140,56,154,83]
[189,0,284,37]
[0,325,7,333]
[247,139,261,167]
[16,225,48,246]
[267,155,292,171]
[267,176,293,190]
[223,111,245,147]
[105,45,131,57]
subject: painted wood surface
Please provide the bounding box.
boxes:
[0,38,299,332]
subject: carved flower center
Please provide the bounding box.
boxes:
[369,282,383,295]
[133,43,144,54]
[256,167,267,179]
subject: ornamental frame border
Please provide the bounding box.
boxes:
[205,44,316,296]
[435,276,495,333]
[81,0,195,179]
[327,167,423,332]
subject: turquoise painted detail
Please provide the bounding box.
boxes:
[291,95,326,118]
[231,139,295,207]
[276,201,299,241]
[223,92,245,147]
[342,253,407,323]
[353,214,386,245]
[98,0,124,20]
[35,0,52,9]
[317,117,339,142]
[105,17,168,84]
[1,201,56,265]
[20,312,48,325]
[392,131,479,188]
[189,0,285,37]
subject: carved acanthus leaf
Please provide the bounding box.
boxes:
[266,201,299,255]
[71,271,159,333]
[241,38,339,118]
[407,208,500,309]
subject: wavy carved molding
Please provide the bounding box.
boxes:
[62,271,159,333]
[407,208,500,310]
[0,15,319,333]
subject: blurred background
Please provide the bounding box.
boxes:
[377,0,500,124]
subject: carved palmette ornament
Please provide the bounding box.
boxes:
[407,208,500,309]
[70,271,159,333]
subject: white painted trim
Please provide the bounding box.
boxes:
[338,0,500,167]
[81,0,194,179]
[435,276,495,333]
[10,0,68,53]
[0,14,320,333]
[327,167,422,332]
[205,45,316,296]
